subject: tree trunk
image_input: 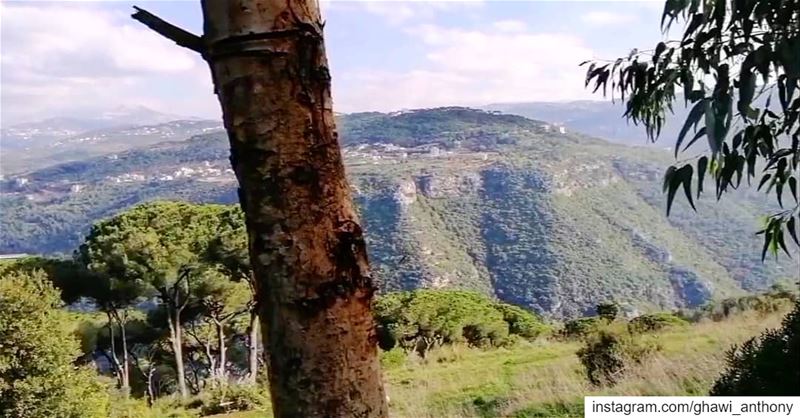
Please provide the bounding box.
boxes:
[132,352,156,406]
[201,1,387,416]
[132,1,387,415]
[167,309,188,398]
[115,310,131,393]
[120,325,130,392]
[204,339,217,383]
[247,311,259,384]
[106,311,130,391]
[146,368,156,406]
[215,321,227,381]
[106,315,122,387]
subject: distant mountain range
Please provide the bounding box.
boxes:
[1,106,222,174]
[1,107,795,318]
[483,100,692,148]
[0,101,693,175]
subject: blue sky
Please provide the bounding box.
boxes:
[1,0,669,125]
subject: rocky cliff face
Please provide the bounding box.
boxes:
[351,160,743,318]
[343,145,784,318]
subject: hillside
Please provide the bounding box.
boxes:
[0,106,221,174]
[483,101,691,147]
[193,307,795,418]
[382,309,787,418]
[0,108,795,317]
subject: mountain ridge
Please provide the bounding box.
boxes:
[1,107,795,318]
[482,100,691,147]
[1,106,222,175]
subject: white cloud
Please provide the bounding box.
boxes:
[580,11,637,25]
[2,1,605,123]
[362,2,417,25]
[492,20,527,33]
[357,0,484,25]
[1,4,196,77]
[335,23,598,112]
[0,3,215,125]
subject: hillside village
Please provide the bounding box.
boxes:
[1,115,573,204]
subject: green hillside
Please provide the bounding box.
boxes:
[210,307,791,418]
[1,108,795,317]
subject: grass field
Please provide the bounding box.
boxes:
[208,310,785,418]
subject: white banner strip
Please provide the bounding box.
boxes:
[585,396,800,418]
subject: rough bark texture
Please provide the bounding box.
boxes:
[200,1,388,416]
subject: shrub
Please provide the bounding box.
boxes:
[562,317,602,339]
[471,395,510,418]
[494,302,550,340]
[108,394,196,418]
[689,290,797,323]
[462,321,509,348]
[0,269,111,418]
[577,329,659,386]
[628,312,688,334]
[109,393,199,418]
[711,300,800,395]
[151,398,199,418]
[596,303,620,323]
[380,348,407,369]
[197,384,270,416]
[373,290,543,356]
[108,394,152,418]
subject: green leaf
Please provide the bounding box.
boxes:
[679,164,696,211]
[682,70,694,105]
[585,63,597,87]
[777,230,791,257]
[663,166,677,192]
[682,127,707,152]
[757,174,771,190]
[731,131,743,149]
[789,177,798,202]
[788,217,799,247]
[683,13,704,41]
[653,42,667,64]
[665,164,695,216]
[676,99,707,157]
[761,231,772,261]
[778,75,788,112]
[696,156,708,198]
[665,166,680,216]
[738,69,756,117]
[704,99,719,154]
